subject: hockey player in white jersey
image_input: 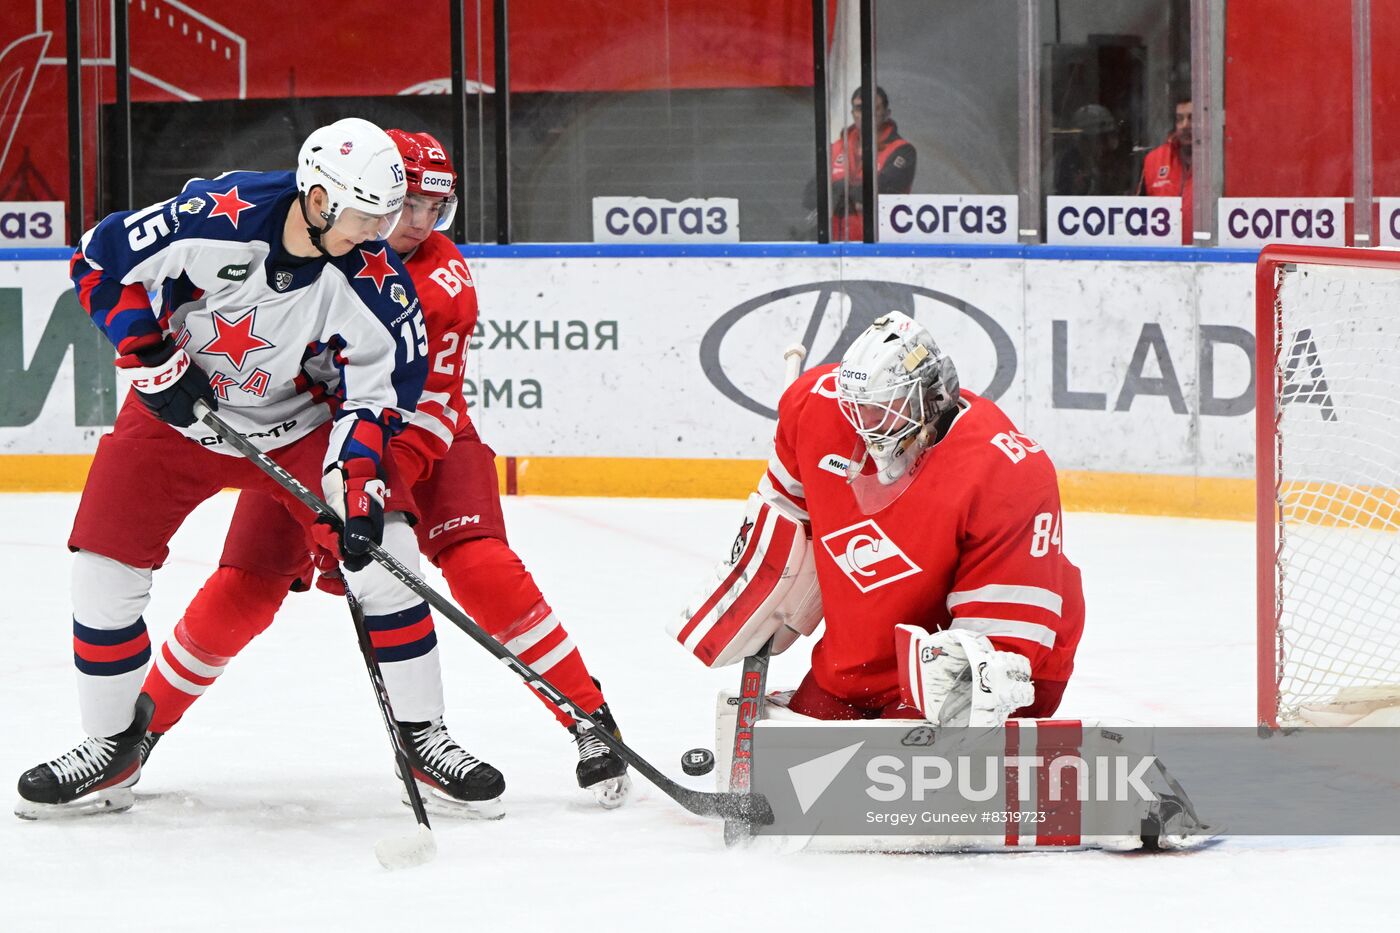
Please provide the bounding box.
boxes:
[15,118,504,819]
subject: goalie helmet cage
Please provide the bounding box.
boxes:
[1256,245,1400,730]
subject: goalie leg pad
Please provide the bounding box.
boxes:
[671,494,822,668]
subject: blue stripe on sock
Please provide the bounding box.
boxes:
[74,646,152,677]
[375,630,438,664]
[364,602,429,632]
[73,616,147,646]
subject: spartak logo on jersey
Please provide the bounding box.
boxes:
[819,519,922,593]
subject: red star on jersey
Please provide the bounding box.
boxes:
[199,308,275,371]
[355,246,397,291]
[208,186,255,228]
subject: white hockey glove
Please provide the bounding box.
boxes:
[895,625,1035,727]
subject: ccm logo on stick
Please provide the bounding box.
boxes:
[429,514,480,538]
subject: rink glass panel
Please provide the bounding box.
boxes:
[503,6,817,243]
[114,0,490,240]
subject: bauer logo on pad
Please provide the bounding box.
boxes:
[820,519,922,593]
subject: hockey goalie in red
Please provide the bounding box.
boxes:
[135,130,629,814]
[674,312,1084,727]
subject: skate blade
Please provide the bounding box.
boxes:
[589,773,631,810]
[402,785,505,821]
[13,787,135,821]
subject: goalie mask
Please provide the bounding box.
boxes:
[836,311,961,512]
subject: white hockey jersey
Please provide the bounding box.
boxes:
[72,170,428,468]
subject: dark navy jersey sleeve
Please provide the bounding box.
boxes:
[319,243,429,472]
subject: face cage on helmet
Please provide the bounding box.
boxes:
[836,371,929,451]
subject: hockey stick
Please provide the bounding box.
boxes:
[722,342,807,846]
[193,402,771,827]
[342,583,437,869]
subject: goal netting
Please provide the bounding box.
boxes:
[1257,247,1400,728]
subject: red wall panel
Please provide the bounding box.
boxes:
[1224,0,1352,197]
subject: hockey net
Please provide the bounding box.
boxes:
[1257,246,1400,728]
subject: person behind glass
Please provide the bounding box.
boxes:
[1054,104,1133,196]
[1139,96,1193,244]
[828,86,917,240]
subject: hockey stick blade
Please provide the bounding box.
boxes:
[375,825,437,870]
[194,403,774,828]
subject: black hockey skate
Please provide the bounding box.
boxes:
[395,718,505,820]
[571,702,630,809]
[138,731,162,766]
[15,694,154,820]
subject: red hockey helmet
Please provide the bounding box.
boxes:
[385,128,458,231]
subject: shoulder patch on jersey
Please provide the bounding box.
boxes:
[207,186,256,228]
[218,262,252,282]
[354,246,398,291]
[818,453,852,477]
[177,196,206,216]
[389,282,410,308]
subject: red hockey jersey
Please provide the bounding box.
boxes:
[390,232,480,486]
[759,364,1085,710]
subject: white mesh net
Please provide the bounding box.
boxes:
[1271,261,1400,725]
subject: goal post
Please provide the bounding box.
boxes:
[1256,245,1400,729]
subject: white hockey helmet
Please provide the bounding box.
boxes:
[296,117,407,240]
[836,311,960,490]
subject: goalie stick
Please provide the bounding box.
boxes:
[193,402,772,828]
[723,343,807,846]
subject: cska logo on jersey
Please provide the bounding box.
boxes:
[355,246,397,291]
[199,307,275,370]
[208,186,256,228]
[819,519,922,593]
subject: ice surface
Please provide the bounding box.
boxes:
[1,493,1395,929]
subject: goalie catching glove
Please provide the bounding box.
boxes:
[670,493,822,667]
[895,625,1035,726]
[322,459,385,572]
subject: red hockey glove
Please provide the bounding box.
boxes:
[305,528,348,595]
[116,336,217,427]
[322,459,385,573]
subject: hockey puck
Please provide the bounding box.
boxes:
[681,747,715,776]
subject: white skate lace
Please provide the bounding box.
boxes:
[575,727,610,762]
[412,720,483,779]
[47,737,117,783]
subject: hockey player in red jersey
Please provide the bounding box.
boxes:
[137,130,630,811]
[14,118,504,819]
[674,312,1084,726]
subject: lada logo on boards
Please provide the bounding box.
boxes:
[819,519,921,593]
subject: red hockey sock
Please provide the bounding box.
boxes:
[142,566,294,733]
[437,538,606,726]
